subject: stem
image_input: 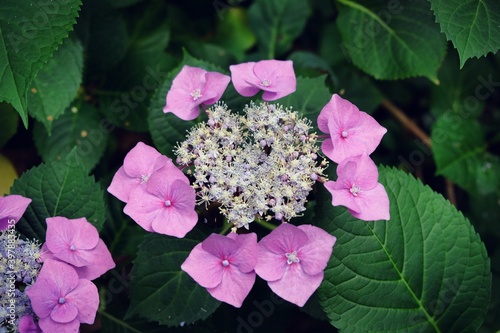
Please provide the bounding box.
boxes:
[445,179,457,206]
[219,221,234,235]
[254,217,277,230]
[381,99,432,148]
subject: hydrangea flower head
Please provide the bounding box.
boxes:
[25,259,99,333]
[324,153,390,221]
[163,65,230,120]
[181,232,257,307]
[123,162,198,238]
[107,142,171,203]
[0,194,31,230]
[230,60,296,101]
[255,223,336,307]
[43,216,115,280]
[317,94,387,163]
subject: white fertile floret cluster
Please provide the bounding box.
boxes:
[175,102,327,229]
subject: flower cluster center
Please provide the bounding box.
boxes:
[190,89,202,101]
[175,102,328,229]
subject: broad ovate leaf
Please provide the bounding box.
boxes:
[10,148,105,241]
[336,0,446,82]
[429,0,500,68]
[0,0,82,126]
[317,167,490,332]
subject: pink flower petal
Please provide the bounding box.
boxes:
[255,245,288,282]
[0,195,31,231]
[45,217,99,267]
[227,232,258,273]
[123,142,167,178]
[107,166,136,203]
[267,265,324,307]
[201,233,239,257]
[181,242,225,289]
[202,71,231,105]
[349,183,390,221]
[72,239,116,280]
[67,279,99,324]
[336,154,379,191]
[50,301,78,323]
[18,315,42,333]
[296,225,336,276]
[229,62,261,97]
[123,188,162,232]
[38,317,79,333]
[206,266,256,308]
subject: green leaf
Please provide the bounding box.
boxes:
[126,232,221,326]
[429,0,500,68]
[336,0,446,82]
[32,103,108,171]
[0,103,19,148]
[28,37,84,134]
[10,148,105,242]
[317,167,491,332]
[280,75,331,129]
[432,115,500,194]
[0,0,82,127]
[248,0,311,58]
[148,52,222,156]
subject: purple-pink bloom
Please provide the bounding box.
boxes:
[25,259,99,333]
[317,94,387,163]
[42,216,115,280]
[255,223,335,307]
[181,232,257,308]
[229,60,296,101]
[0,194,31,231]
[123,162,197,238]
[19,315,42,333]
[107,142,171,203]
[324,153,390,221]
[163,65,230,121]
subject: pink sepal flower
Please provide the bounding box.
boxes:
[317,94,387,163]
[163,65,230,120]
[123,162,197,238]
[229,60,296,101]
[19,315,42,333]
[42,216,115,280]
[324,153,390,221]
[181,232,258,308]
[255,223,335,307]
[0,194,31,231]
[107,142,171,203]
[25,259,99,333]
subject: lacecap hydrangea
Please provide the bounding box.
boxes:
[108,59,389,308]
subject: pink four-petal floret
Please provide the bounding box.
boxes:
[41,216,115,280]
[25,259,99,333]
[230,60,296,101]
[123,162,198,238]
[163,65,230,120]
[107,142,171,203]
[317,94,387,163]
[255,223,336,307]
[324,153,390,221]
[181,232,258,307]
